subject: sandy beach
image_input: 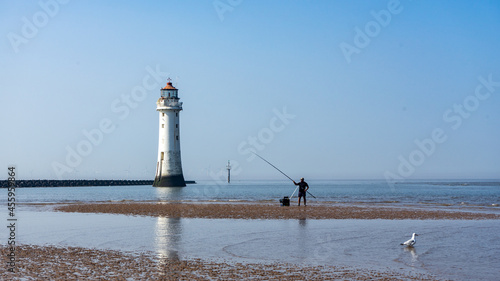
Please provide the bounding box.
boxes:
[55,202,500,220]
[1,244,434,280]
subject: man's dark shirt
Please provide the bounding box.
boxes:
[295,181,309,195]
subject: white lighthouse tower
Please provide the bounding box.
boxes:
[153,79,186,187]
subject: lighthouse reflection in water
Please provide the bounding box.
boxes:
[155,188,183,262]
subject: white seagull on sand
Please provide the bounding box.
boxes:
[401,233,418,246]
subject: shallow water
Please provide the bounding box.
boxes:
[4,209,499,281]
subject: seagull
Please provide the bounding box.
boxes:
[401,233,418,246]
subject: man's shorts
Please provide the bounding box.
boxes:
[298,191,306,198]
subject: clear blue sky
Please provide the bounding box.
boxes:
[1,0,499,181]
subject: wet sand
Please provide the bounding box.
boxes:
[1,245,434,280]
[56,202,500,220]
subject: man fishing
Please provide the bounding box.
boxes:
[251,152,316,203]
[293,178,309,206]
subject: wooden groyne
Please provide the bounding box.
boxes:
[1,179,196,188]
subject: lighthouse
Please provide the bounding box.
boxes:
[153,79,186,187]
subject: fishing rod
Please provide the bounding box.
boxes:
[290,185,300,200]
[252,152,316,199]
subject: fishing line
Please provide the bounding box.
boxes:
[252,152,316,199]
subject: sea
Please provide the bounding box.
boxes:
[5,180,500,280]
[13,179,500,206]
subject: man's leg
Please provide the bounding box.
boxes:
[304,195,306,206]
[298,196,301,206]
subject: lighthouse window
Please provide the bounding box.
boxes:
[162,113,165,117]
[161,124,164,128]
[176,124,178,128]
[176,136,179,140]
[176,113,178,117]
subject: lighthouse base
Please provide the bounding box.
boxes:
[153,174,186,187]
